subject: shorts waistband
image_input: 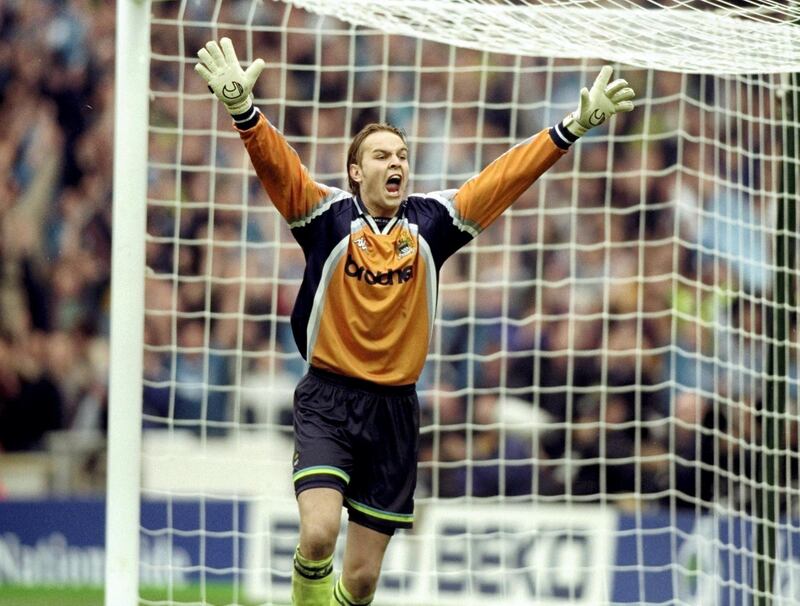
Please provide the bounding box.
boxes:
[309,366,416,396]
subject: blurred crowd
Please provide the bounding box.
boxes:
[1,0,798,513]
[0,0,114,452]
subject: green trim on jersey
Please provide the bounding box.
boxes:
[293,465,350,484]
[345,497,414,523]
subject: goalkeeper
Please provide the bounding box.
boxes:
[196,37,634,606]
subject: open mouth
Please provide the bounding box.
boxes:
[386,175,402,194]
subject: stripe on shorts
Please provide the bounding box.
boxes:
[293,465,351,485]
[345,497,414,524]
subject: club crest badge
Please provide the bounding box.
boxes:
[396,234,414,259]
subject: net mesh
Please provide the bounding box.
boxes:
[133,0,800,604]
[289,0,800,74]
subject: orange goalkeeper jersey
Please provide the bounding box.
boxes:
[238,112,567,385]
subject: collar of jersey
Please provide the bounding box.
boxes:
[352,196,406,235]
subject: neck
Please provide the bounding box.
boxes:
[361,197,397,219]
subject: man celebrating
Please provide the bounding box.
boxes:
[195,37,634,606]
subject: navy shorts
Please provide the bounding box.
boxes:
[292,366,420,535]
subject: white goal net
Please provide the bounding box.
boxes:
[108,0,800,605]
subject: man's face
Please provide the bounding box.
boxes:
[349,130,409,217]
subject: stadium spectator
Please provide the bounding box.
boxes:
[435,394,560,498]
[0,332,64,452]
[564,392,639,502]
[172,319,231,437]
[671,389,731,508]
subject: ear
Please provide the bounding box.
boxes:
[349,163,363,184]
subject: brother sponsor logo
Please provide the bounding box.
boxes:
[344,254,413,285]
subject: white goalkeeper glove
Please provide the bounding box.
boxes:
[563,66,635,137]
[195,37,265,116]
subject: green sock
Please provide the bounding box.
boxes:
[330,576,373,605]
[292,546,334,606]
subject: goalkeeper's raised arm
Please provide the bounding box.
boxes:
[445,65,635,235]
[195,36,635,606]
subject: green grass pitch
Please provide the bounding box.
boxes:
[0,584,290,606]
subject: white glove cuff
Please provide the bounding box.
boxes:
[226,96,254,117]
[562,112,588,138]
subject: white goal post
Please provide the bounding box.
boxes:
[108,1,800,605]
[106,0,149,604]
